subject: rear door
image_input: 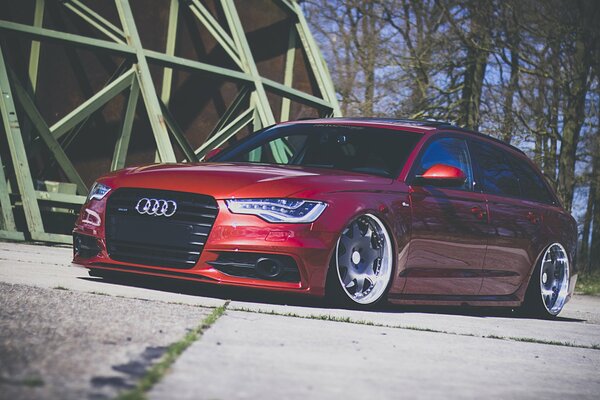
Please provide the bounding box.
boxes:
[403,136,488,296]
[468,140,545,296]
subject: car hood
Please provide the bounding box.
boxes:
[105,162,393,199]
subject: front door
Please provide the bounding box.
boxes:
[403,136,488,296]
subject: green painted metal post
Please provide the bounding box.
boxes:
[50,67,135,140]
[115,0,176,163]
[0,47,46,238]
[221,0,276,127]
[0,151,24,240]
[28,0,45,93]
[196,107,254,159]
[8,68,88,195]
[111,77,139,171]
[280,27,297,122]
[292,1,340,116]
[208,85,251,139]
[161,0,179,106]
[188,0,243,69]
[63,0,126,44]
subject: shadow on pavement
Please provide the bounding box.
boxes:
[78,269,584,323]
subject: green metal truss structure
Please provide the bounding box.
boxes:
[0,0,340,244]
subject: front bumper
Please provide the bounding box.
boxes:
[73,199,338,296]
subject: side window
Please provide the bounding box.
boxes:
[510,156,555,204]
[469,141,519,197]
[415,137,474,191]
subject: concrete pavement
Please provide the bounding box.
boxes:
[1,241,599,399]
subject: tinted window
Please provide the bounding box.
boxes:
[510,155,555,204]
[415,137,474,191]
[219,124,422,178]
[469,141,520,197]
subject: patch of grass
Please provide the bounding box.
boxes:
[20,377,45,387]
[0,376,44,387]
[575,271,600,295]
[89,291,110,296]
[53,285,69,291]
[229,306,600,351]
[116,301,229,400]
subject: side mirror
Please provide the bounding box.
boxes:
[204,147,223,161]
[414,164,466,187]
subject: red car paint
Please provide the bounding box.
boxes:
[72,119,577,307]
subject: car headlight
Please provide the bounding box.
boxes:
[226,198,327,223]
[87,182,111,202]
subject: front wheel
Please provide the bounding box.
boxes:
[523,243,570,318]
[327,214,393,307]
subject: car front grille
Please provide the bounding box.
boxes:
[105,188,218,269]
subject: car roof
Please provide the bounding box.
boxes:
[288,117,526,156]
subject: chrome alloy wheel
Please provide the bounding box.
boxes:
[539,243,570,316]
[335,214,393,305]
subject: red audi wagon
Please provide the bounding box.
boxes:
[73,118,577,317]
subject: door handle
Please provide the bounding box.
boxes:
[470,206,487,220]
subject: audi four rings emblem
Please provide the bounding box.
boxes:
[135,198,178,217]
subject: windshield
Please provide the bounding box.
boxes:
[215,124,422,178]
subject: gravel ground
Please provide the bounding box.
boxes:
[0,282,214,400]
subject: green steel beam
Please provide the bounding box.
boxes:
[30,232,72,244]
[262,77,332,110]
[188,0,243,70]
[196,106,254,159]
[292,1,340,116]
[0,20,135,57]
[221,0,276,127]
[159,100,199,162]
[0,152,23,240]
[144,49,253,83]
[63,0,126,44]
[28,0,45,93]
[160,0,179,106]
[280,27,297,121]
[115,0,176,163]
[111,77,139,171]
[36,190,86,205]
[0,46,45,236]
[248,94,263,162]
[50,67,135,140]
[208,84,251,138]
[8,67,88,195]
[0,19,333,112]
[0,230,25,241]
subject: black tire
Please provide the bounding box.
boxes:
[522,243,570,318]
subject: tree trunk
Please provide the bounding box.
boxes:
[589,133,600,272]
[361,3,377,116]
[458,1,492,130]
[501,4,519,143]
[556,2,594,211]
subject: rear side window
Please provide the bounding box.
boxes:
[415,137,474,191]
[509,155,555,204]
[468,141,520,197]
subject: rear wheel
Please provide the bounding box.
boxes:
[327,214,393,307]
[524,243,570,318]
